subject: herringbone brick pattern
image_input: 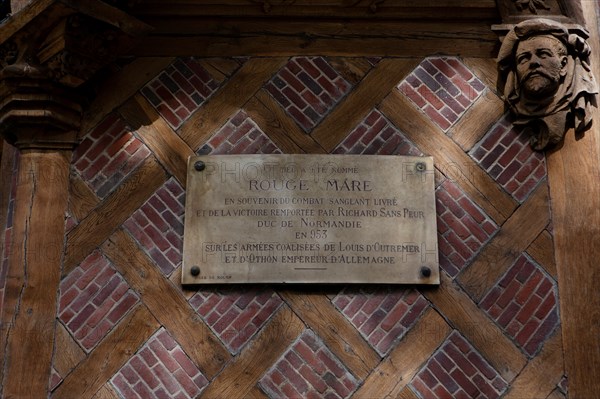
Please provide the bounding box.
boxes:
[111,328,209,398]
[333,109,422,156]
[189,288,283,354]
[124,178,186,276]
[470,115,547,202]
[259,330,359,399]
[266,57,352,132]
[333,288,429,356]
[398,57,485,132]
[58,251,139,351]
[411,331,508,399]
[480,254,559,356]
[73,114,151,199]
[198,110,281,155]
[141,58,228,130]
[436,180,498,278]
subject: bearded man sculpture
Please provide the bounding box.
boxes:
[497,19,598,150]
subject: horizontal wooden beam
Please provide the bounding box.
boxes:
[131,21,498,57]
[132,0,498,20]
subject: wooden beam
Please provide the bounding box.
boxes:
[1,149,72,397]
[503,328,564,399]
[102,229,231,379]
[458,181,550,301]
[133,33,498,58]
[133,0,498,20]
[354,308,451,398]
[546,1,600,396]
[0,140,16,387]
[53,304,160,399]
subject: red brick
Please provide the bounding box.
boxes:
[446,344,478,377]
[429,359,459,393]
[417,85,445,110]
[130,356,159,389]
[140,347,159,367]
[107,292,137,323]
[535,292,556,319]
[173,369,200,397]
[153,363,180,394]
[411,377,437,399]
[295,341,326,375]
[515,270,543,305]
[496,279,522,309]
[277,359,309,393]
[112,374,137,398]
[466,352,497,380]
[379,302,409,331]
[516,318,541,346]
[281,382,303,399]
[497,301,521,328]
[451,368,479,397]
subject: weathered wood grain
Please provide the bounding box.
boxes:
[92,383,121,399]
[397,387,422,399]
[53,304,160,399]
[2,151,71,398]
[326,58,373,85]
[132,19,498,58]
[280,290,380,380]
[0,141,15,385]
[354,308,451,398]
[380,90,518,225]
[503,328,564,399]
[546,4,600,395]
[197,58,242,82]
[178,57,288,151]
[199,306,304,398]
[458,181,550,301]
[63,155,168,276]
[423,273,527,381]
[136,1,498,19]
[245,90,327,154]
[68,173,101,222]
[462,58,502,95]
[449,89,505,151]
[119,94,195,187]
[102,229,231,378]
[312,58,419,152]
[526,230,557,279]
[54,322,86,379]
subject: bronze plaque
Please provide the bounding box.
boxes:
[182,155,439,285]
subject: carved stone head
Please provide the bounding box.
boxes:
[498,18,598,150]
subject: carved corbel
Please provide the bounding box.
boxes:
[0,0,151,150]
[495,18,598,150]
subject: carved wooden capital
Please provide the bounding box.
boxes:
[0,0,151,150]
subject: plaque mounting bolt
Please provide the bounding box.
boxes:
[420,266,431,278]
[416,162,426,172]
[190,266,201,276]
[194,161,206,171]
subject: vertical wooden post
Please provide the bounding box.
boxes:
[547,1,600,397]
[1,144,72,397]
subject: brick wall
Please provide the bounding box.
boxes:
[0,54,565,398]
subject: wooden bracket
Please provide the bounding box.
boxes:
[0,0,151,149]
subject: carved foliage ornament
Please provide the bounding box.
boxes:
[497,19,598,150]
